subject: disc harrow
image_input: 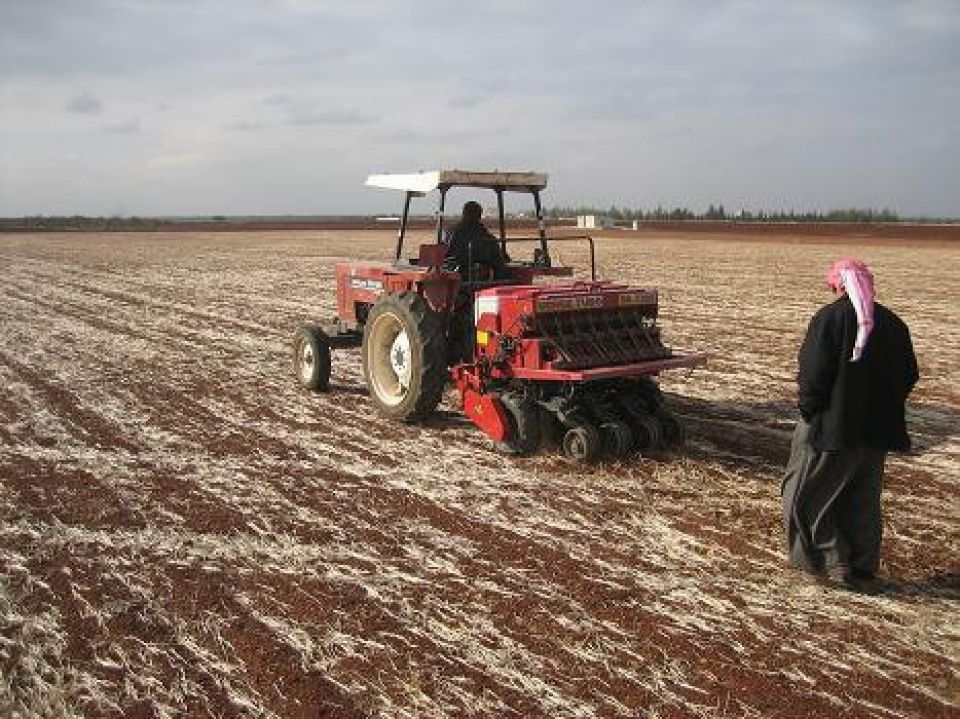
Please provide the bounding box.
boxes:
[520,378,684,463]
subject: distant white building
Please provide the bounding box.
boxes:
[576,214,615,229]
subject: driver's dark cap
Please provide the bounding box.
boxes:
[462,201,482,221]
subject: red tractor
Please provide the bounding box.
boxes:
[294,170,704,462]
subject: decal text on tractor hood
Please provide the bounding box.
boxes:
[349,278,384,291]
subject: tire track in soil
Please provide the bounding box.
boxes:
[3,285,161,345]
[229,573,553,717]
[161,567,369,719]
[315,481,753,709]
[0,352,141,455]
[11,545,265,718]
[3,261,278,350]
[1,456,144,529]
[263,398,957,713]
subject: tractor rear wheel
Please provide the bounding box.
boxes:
[362,292,447,422]
[293,324,331,392]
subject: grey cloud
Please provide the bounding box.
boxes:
[285,108,377,126]
[66,92,102,114]
[256,94,378,127]
[223,119,267,132]
[103,117,141,134]
[261,94,297,107]
[448,95,483,110]
[2,0,959,216]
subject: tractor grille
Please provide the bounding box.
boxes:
[536,309,670,370]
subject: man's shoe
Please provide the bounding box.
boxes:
[825,564,853,586]
[848,571,885,595]
[821,565,884,595]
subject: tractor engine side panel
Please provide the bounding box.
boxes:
[336,262,391,323]
[336,262,460,326]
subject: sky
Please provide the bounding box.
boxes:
[1,0,958,217]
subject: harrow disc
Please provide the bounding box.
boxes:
[631,411,663,452]
[500,392,542,456]
[655,408,685,448]
[538,407,565,448]
[600,420,634,458]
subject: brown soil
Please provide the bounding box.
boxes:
[0,230,956,718]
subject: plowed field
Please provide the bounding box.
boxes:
[1,230,957,718]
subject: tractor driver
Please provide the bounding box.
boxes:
[444,201,509,281]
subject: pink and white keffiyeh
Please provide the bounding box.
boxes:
[826,258,875,361]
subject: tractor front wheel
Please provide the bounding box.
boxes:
[362,292,448,422]
[293,324,331,392]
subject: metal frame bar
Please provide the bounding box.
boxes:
[532,190,550,266]
[394,191,413,262]
[435,186,448,245]
[510,354,708,381]
[498,235,596,280]
[496,188,506,256]
[391,186,596,281]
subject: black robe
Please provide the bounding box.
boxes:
[797,295,918,451]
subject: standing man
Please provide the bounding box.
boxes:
[782,258,919,590]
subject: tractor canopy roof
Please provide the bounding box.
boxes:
[365,170,548,194]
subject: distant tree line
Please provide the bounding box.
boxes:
[0,215,171,231]
[548,205,902,223]
[9,207,956,231]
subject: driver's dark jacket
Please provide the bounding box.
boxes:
[797,295,918,452]
[443,220,508,279]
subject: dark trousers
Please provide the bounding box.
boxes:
[781,421,887,576]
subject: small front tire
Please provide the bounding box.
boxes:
[562,423,602,464]
[293,324,331,392]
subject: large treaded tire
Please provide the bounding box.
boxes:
[362,292,448,423]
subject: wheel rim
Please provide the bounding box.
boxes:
[297,338,315,384]
[564,428,588,460]
[368,310,410,407]
[390,329,412,389]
